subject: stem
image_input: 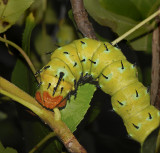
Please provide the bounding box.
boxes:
[29,132,56,153]
[0,36,37,80]
[111,9,160,45]
[0,77,43,116]
[151,25,160,109]
[70,0,97,39]
[53,108,61,121]
[41,111,87,153]
[0,77,87,153]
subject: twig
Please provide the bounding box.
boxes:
[151,23,160,110]
[112,9,160,45]
[70,0,97,39]
[0,77,87,153]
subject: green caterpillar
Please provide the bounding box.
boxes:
[35,38,160,145]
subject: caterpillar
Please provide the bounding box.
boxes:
[35,38,160,145]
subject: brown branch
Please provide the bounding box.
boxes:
[40,109,87,153]
[151,22,160,110]
[0,77,87,153]
[70,0,97,39]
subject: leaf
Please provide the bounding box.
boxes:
[10,13,62,153]
[141,127,160,153]
[56,20,77,46]
[11,59,36,96]
[84,0,160,52]
[0,141,18,153]
[11,13,37,96]
[34,30,57,65]
[22,13,36,55]
[61,84,96,132]
[0,0,34,33]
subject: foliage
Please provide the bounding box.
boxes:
[0,0,159,153]
[0,142,17,153]
[84,0,160,53]
[0,0,34,33]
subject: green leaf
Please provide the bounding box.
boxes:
[56,21,77,46]
[22,13,36,55]
[61,84,96,132]
[84,0,160,52]
[0,0,34,33]
[99,0,143,21]
[11,59,36,96]
[34,30,57,65]
[0,141,18,153]
[11,13,37,96]
[141,127,160,153]
[11,12,62,153]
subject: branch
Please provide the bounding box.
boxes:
[70,0,97,39]
[151,22,160,110]
[0,77,87,153]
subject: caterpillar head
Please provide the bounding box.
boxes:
[35,73,72,109]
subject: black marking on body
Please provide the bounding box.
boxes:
[52,87,56,96]
[47,83,51,89]
[67,92,72,102]
[79,73,93,84]
[148,113,152,119]
[52,72,64,96]
[96,84,101,89]
[73,62,77,67]
[80,41,85,44]
[121,60,124,69]
[35,70,42,75]
[104,43,108,51]
[89,59,96,64]
[37,82,42,88]
[44,65,50,70]
[117,100,123,106]
[63,51,69,54]
[102,73,108,79]
[61,87,64,94]
[136,90,139,97]
[74,80,77,89]
[132,123,139,129]
[81,59,86,62]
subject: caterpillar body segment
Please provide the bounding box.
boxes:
[90,41,126,78]
[98,59,137,96]
[51,44,82,81]
[111,82,150,120]
[35,38,160,145]
[73,38,101,76]
[124,106,160,144]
